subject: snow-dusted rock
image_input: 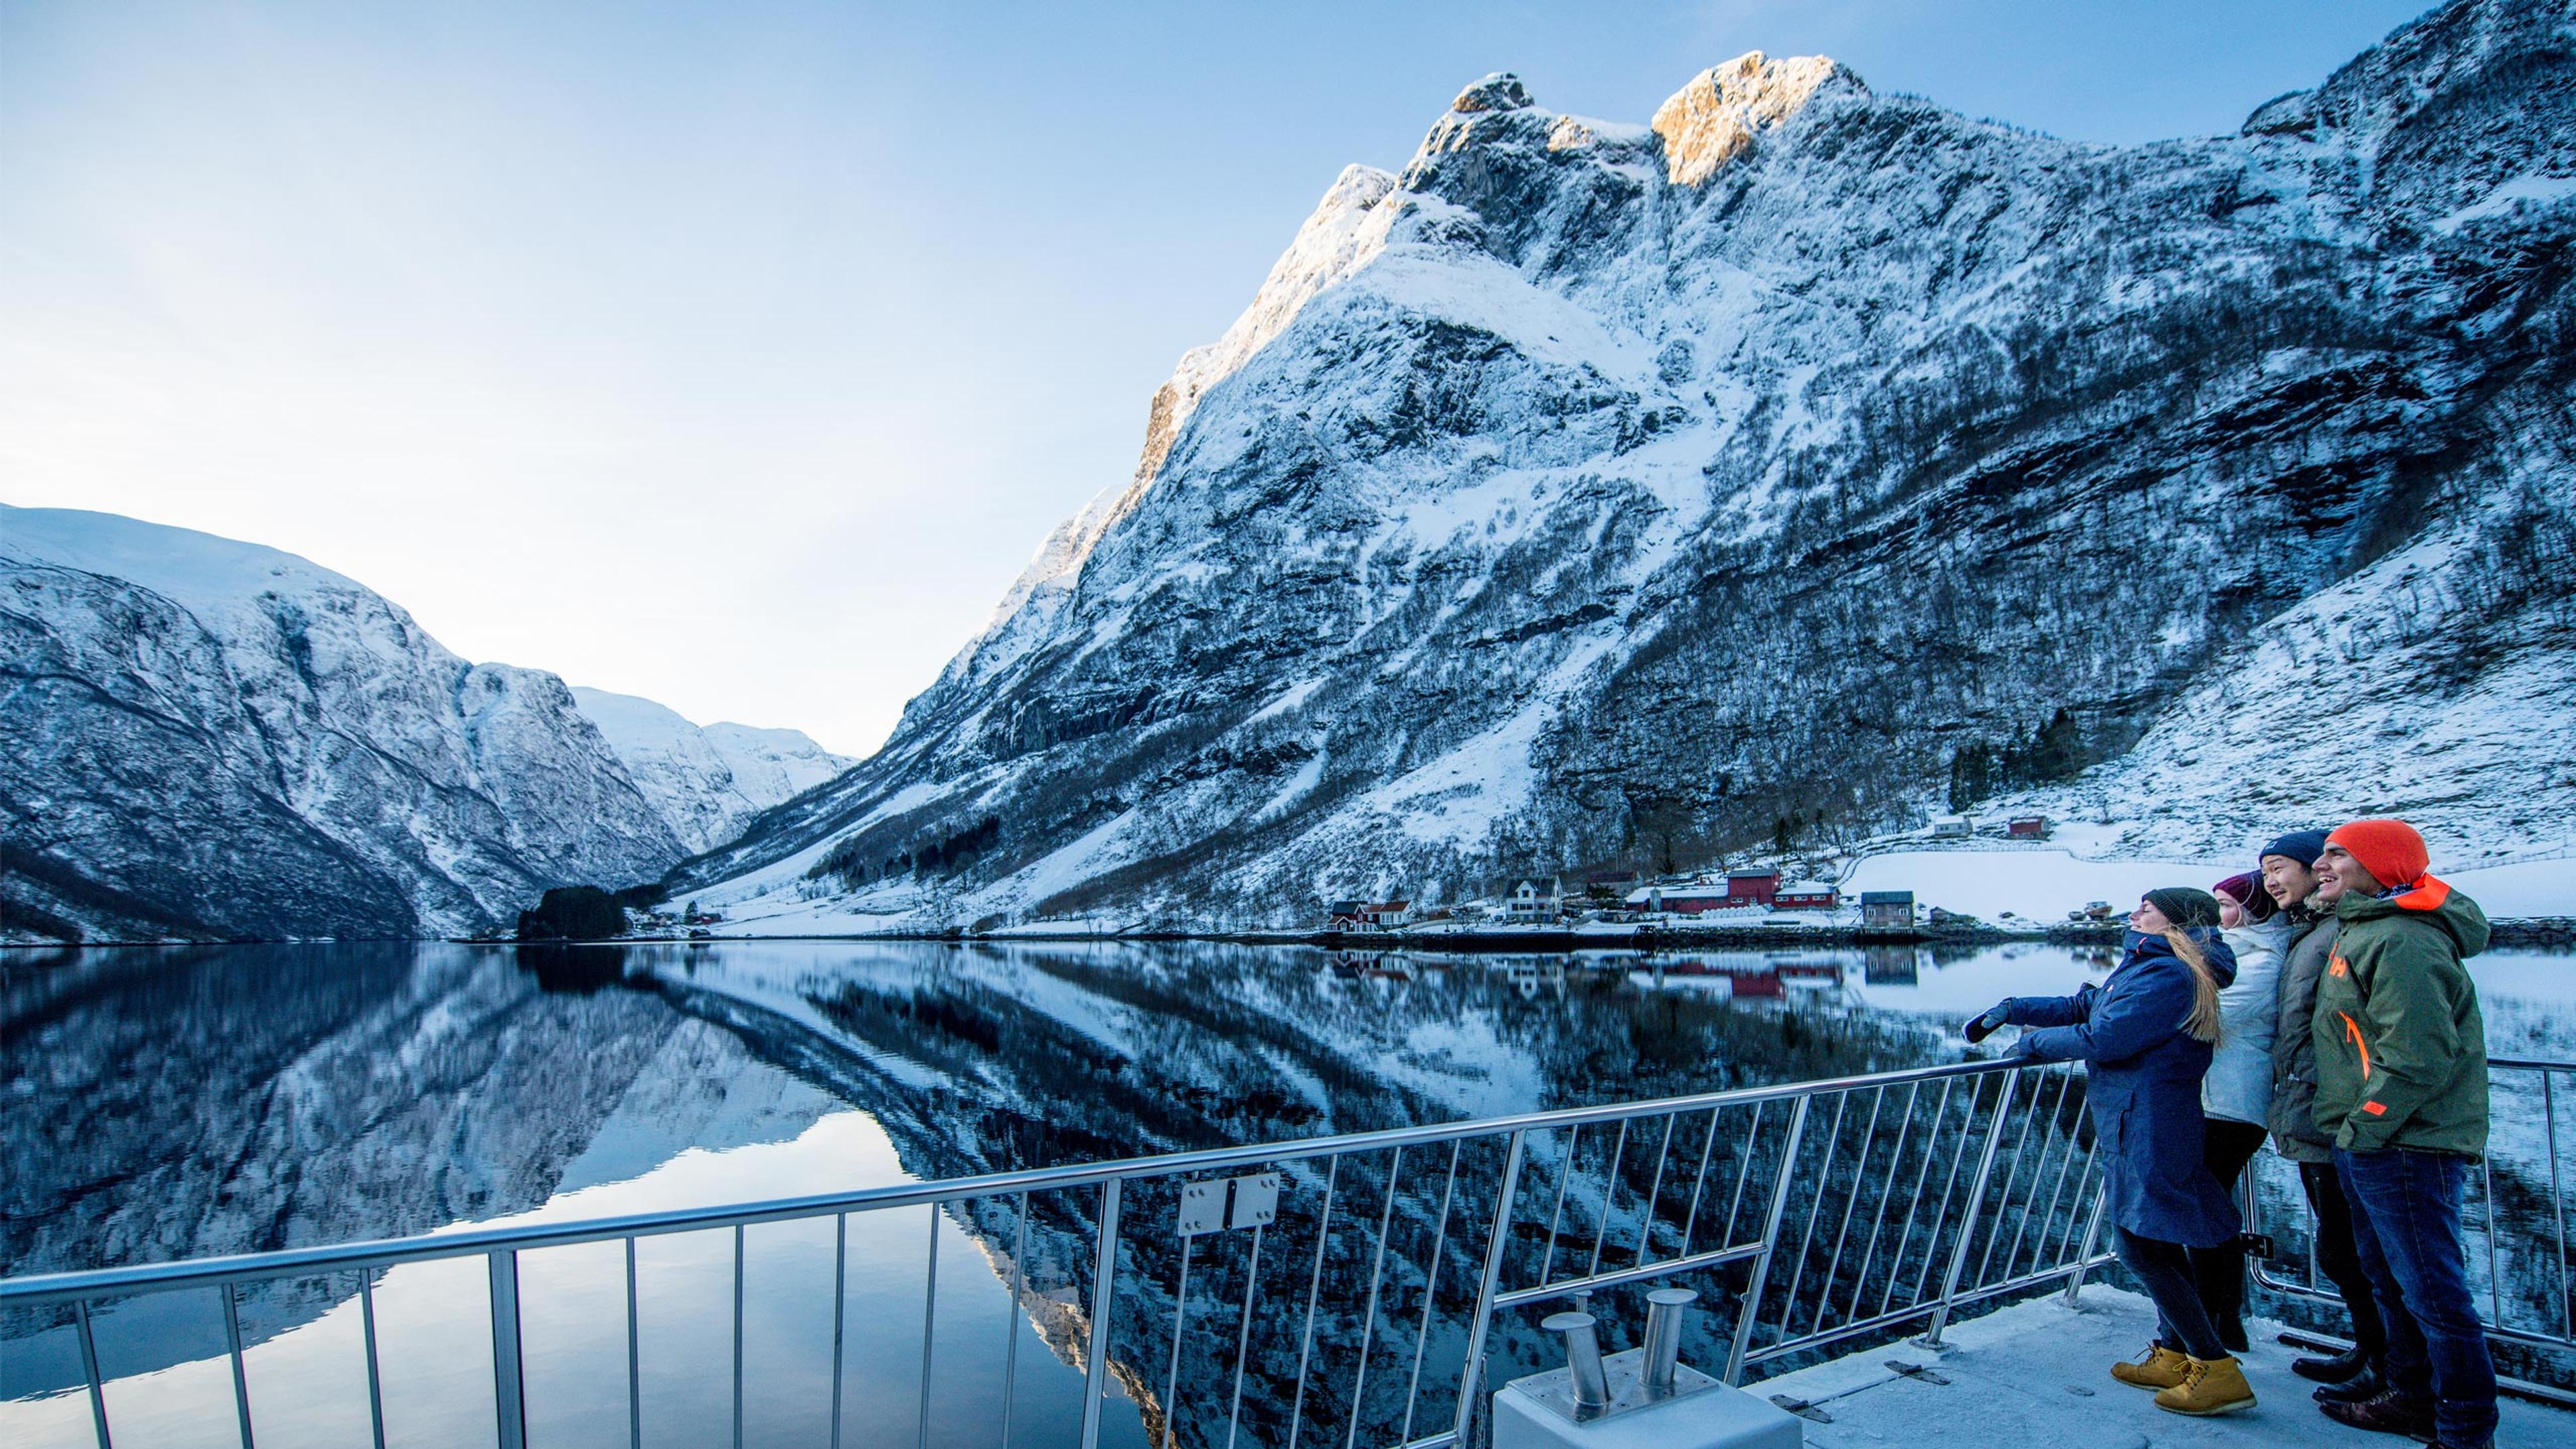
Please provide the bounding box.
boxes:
[570,686,851,855]
[1,506,687,939]
[674,0,2576,932]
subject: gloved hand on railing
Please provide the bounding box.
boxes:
[1962,1000,2012,1044]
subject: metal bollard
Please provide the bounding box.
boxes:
[1642,1287,1697,1398]
[1540,1310,1611,1407]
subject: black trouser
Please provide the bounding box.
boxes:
[2302,1158,2390,1363]
[2118,1228,2227,1360]
[2189,1117,2270,1344]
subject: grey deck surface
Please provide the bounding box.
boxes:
[1752,1287,2569,1449]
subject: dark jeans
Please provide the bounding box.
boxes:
[2299,1159,2388,1362]
[2189,1117,2269,1340]
[2117,1227,2226,1360]
[2337,1147,2498,1448]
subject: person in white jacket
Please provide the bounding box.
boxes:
[2194,871,2289,1351]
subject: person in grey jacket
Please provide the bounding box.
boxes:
[2195,871,2286,1350]
[2261,828,2388,1395]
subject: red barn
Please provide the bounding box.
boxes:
[1725,870,1782,907]
[2008,816,2052,840]
[1773,883,1839,910]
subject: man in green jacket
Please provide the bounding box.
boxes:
[2308,818,2493,1449]
[2259,828,2387,1395]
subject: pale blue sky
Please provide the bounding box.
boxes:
[2,1,2434,753]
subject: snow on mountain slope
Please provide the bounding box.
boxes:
[1,506,685,940]
[570,686,852,854]
[669,0,2575,933]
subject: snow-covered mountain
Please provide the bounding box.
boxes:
[0,507,697,940]
[570,686,851,854]
[674,0,2576,932]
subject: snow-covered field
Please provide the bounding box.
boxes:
[1843,841,2574,922]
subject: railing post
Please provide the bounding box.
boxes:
[1078,1178,1123,1449]
[1450,1130,1528,1445]
[2062,1185,2109,1305]
[1919,1070,2015,1348]
[1724,1094,1811,1385]
[487,1250,527,1449]
[75,1299,112,1449]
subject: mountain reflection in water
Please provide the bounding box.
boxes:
[4,940,2565,1446]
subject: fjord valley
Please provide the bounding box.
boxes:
[6,0,2571,944]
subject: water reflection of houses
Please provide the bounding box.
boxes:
[1615,951,1854,1002]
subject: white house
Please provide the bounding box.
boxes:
[1506,877,1564,924]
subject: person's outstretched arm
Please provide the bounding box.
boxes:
[2018,968,2187,1065]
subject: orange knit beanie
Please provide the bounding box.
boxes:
[2327,818,2430,889]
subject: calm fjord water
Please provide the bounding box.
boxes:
[6,940,2567,1446]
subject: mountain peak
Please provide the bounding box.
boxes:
[1652,51,1860,185]
[1449,72,1533,114]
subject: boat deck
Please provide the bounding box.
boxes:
[1755,1288,2571,1449]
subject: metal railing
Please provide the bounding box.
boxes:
[5,1053,2563,1448]
[2249,1057,2575,1372]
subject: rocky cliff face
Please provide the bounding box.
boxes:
[676,0,2576,929]
[570,686,853,855]
[1,508,688,939]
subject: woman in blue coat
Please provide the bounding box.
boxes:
[1964,887,2251,1415]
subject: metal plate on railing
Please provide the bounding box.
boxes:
[1176,1173,1281,1236]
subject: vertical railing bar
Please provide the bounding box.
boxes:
[2480,1154,2503,1330]
[731,1225,745,1449]
[2013,1071,2082,1278]
[625,1238,642,1449]
[918,1207,941,1449]
[1343,1145,1405,1449]
[1585,1120,1630,1278]
[831,1215,849,1449]
[2545,1072,2570,1338]
[1723,1094,1810,1385]
[360,1272,388,1449]
[1676,1105,1725,1259]
[75,1297,113,1449]
[222,1280,256,1449]
[1285,1155,1342,1449]
[999,1195,1026,1449]
[1922,1073,2017,1348]
[2051,1134,2100,1264]
[1224,1224,1267,1449]
[1633,1113,1679,1269]
[1879,1075,1954,1318]
[2063,1185,2110,1304]
[1988,1067,2050,1268]
[1908,1075,1985,1305]
[1974,1070,2045,1286]
[1538,1126,1580,1285]
[1973,1071,2041,1286]
[1775,1091,1849,1338]
[1399,1140,1464,1443]
[1720,1100,1766,1248]
[1807,1084,1887,1338]
[487,1250,527,1449]
[1078,1177,1123,1449]
[1161,1236,1196,1449]
[1844,1080,1921,1327]
[1450,1131,1528,1448]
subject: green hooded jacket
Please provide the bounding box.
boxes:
[2267,906,2339,1163]
[2310,877,2489,1157]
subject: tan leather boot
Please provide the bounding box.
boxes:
[2109,1344,2192,1389]
[2154,1354,2257,1415]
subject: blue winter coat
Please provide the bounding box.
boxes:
[2002,932,2242,1248]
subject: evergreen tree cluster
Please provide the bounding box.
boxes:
[515,885,627,941]
[1945,708,2089,811]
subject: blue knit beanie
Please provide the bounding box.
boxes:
[2258,829,2330,867]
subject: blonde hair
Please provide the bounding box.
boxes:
[2163,927,2224,1044]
